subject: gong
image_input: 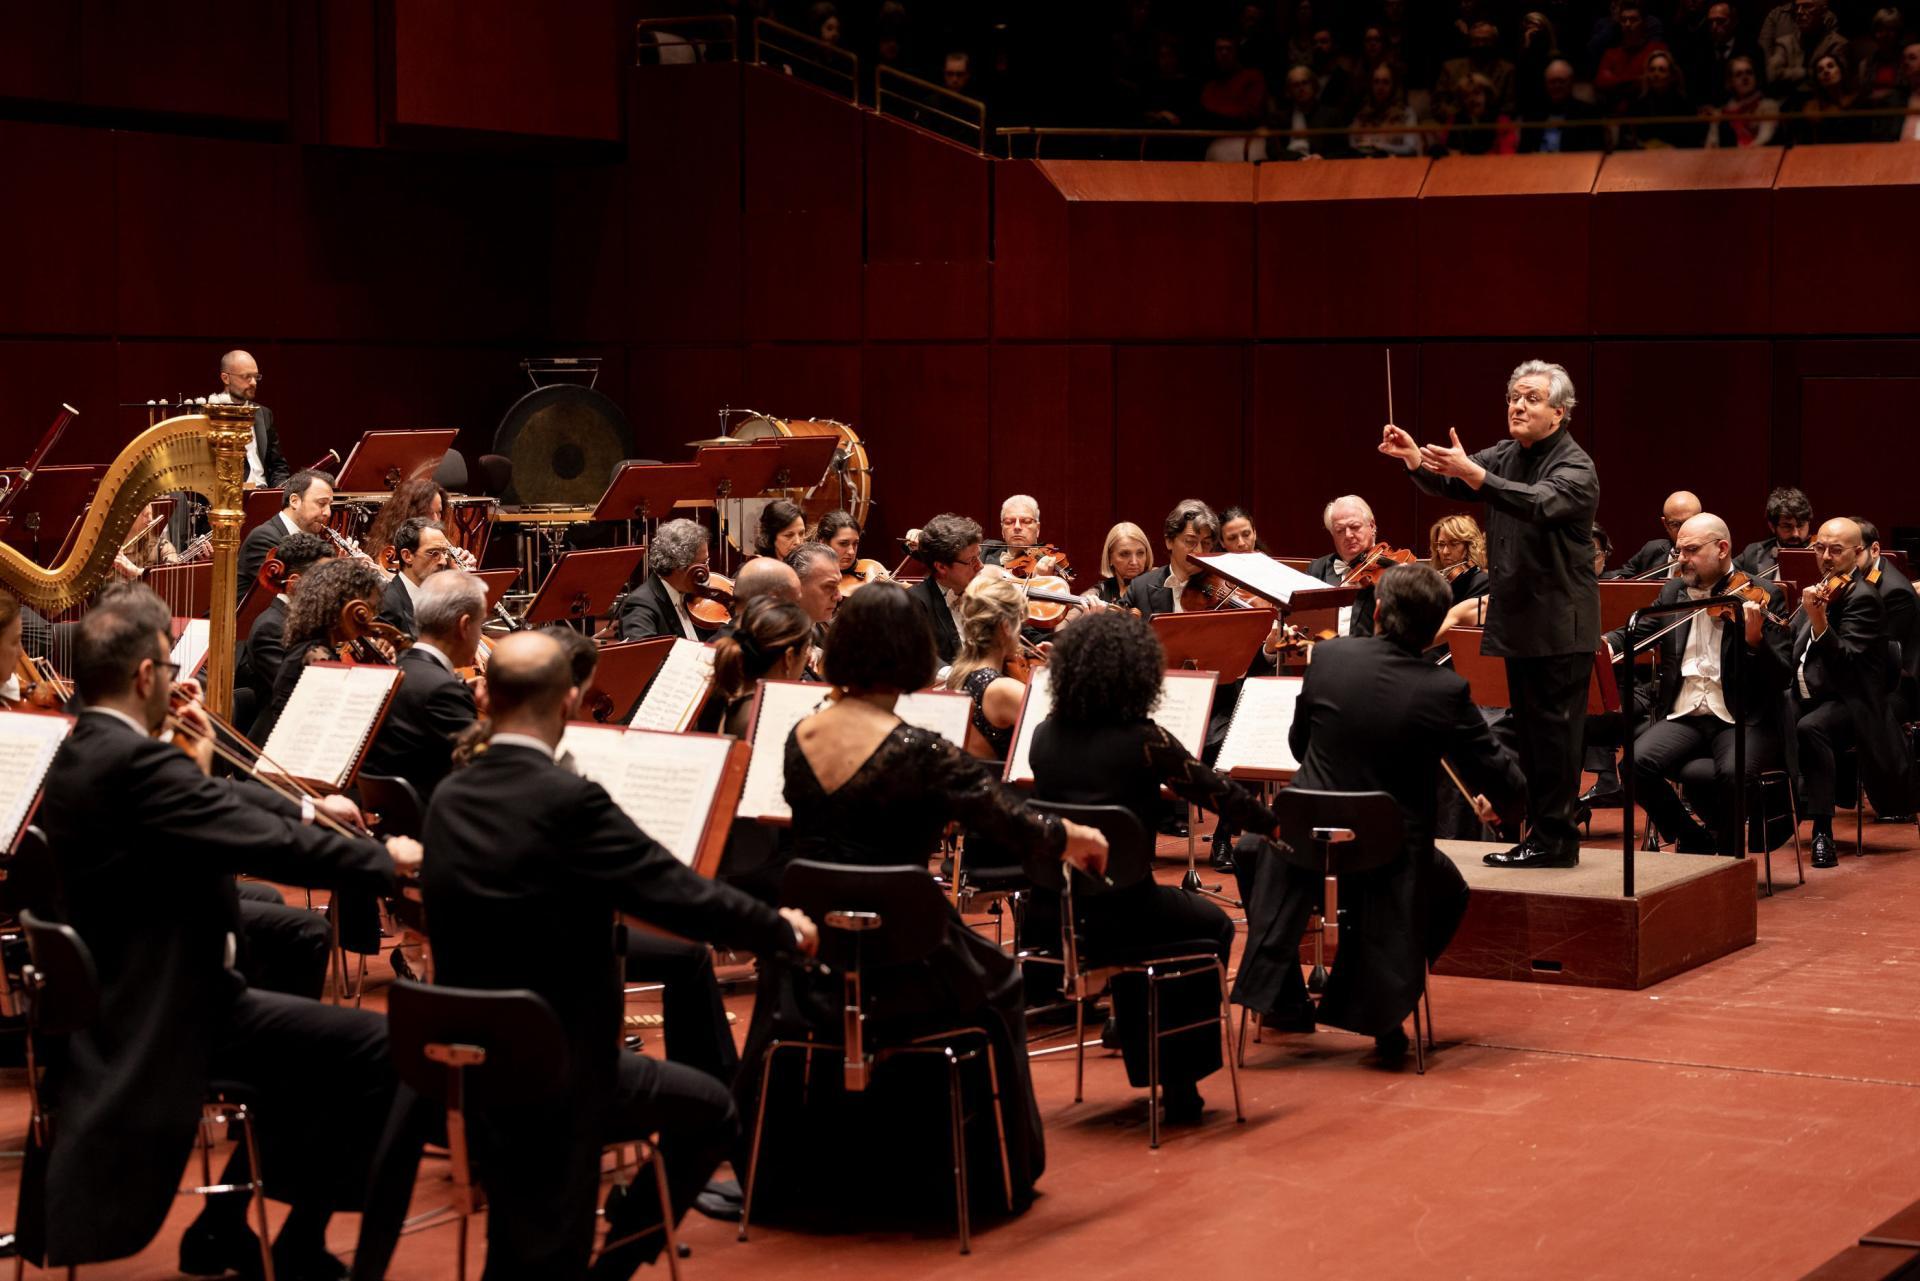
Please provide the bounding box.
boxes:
[493,385,636,506]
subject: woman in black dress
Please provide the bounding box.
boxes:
[1092,521,1154,604]
[1029,611,1276,1123]
[944,572,1029,762]
[738,584,1106,1220]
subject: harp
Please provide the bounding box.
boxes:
[0,403,254,718]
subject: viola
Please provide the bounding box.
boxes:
[1178,570,1268,614]
[1002,545,1074,582]
[836,558,893,599]
[1704,571,1787,627]
[1440,559,1476,583]
[1341,542,1417,587]
[684,564,735,629]
[11,653,69,711]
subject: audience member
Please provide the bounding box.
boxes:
[1270,62,1352,158]
[1683,3,1766,105]
[1435,21,1518,116]
[1706,54,1784,144]
[1515,11,1564,117]
[1350,61,1423,155]
[1518,57,1607,151]
[1200,32,1269,130]
[1790,48,1879,140]
[1898,40,1920,140]
[1761,0,1848,97]
[1858,8,1909,104]
[1625,50,1702,147]
[1443,72,1517,153]
[1595,4,1671,110]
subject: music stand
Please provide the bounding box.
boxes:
[334,430,459,494]
[694,444,782,568]
[520,545,646,626]
[592,461,708,523]
[759,434,840,494]
[1598,580,1664,635]
[1151,609,1276,683]
[142,561,212,616]
[0,465,103,562]
[1774,548,1819,587]
[590,637,678,724]
[1445,628,1619,715]
[473,568,520,613]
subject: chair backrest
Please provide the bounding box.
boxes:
[2,825,64,921]
[1024,800,1152,896]
[386,979,569,1106]
[778,859,950,970]
[18,910,100,1037]
[1273,788,1406,877]
[357,773,427,840]
[433,449,469,491]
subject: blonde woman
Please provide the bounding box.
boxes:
[1095,521,1155,604]
[945,572,1030,761]
[1428,513,1490,604]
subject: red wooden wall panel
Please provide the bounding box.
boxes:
[256,343,527,468]
[861,345,989,548]
[1798,375,1920,538]
[992,161,1069,339]
[389,0,620,141]
[1588,342,1773,551]
[1112,346,1246,537]
[743,344,862,425]
[1249,344,1421,557]
[1772,147,1920,335]
[0,123,116,337]
[742,74,862,342]
[0,2,82,105]
[988,343,1115,575]
[0,340,118,466]
[1257,158,1427,340]
[626,345,747,461]
[628,66,744,343]
[1416,154,1599,337]
[81,0,290,122]
[863,115,990,340]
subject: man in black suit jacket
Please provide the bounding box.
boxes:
[1516,59,1606,152]
[18,587,416,1277]
[1231,565,1525,1053]
[1384,361,1600,869]
[905,511,984,664]
[1791,519,1915,866]
[1303,494,1382,637]
[362,569,482,800]
[374,516,451,638]
[618,517,718,642]
[238,468,336,597]
[1855,519,1920,720]
[1733,486,1814,576]
[237,531,335,709]
[417,631,815,1278]
[211,349,289,488]
[1615,515,1792,852]
[1603,489,1700,581]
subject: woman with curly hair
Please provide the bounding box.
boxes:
[944,573,1030,761]
[251,557,387,745]
[361,477,450,568]
[1029,610,1277,1126]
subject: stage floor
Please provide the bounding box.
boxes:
[8,804,1920,1281]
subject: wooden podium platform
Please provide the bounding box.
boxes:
[1432,840,1757,990]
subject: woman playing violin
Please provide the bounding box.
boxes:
[1429,513,1490,603]
[1095,521,1155,604]
[944,573,1033,762]
[754,498,808,561]
[818,508,891,595]
[251,558,389,743]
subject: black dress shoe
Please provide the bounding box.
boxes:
[1579,782,1625,808]
[271,1242,348,1281]
[180,1219,264,1280]
[1373,1026,1410,1064]
[1259,1003,1317,1034]
[1160,1081,1204,1124]
[1208,829,1235,872]
[1811,831,1839,868]
[1482,841,1578,869]
[693,1177,743,1222]
[1673,823,1721,855]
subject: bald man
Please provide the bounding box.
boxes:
[1604,490,1701,580]
[1611,514,1790,853]
[208,349,289,489]
[1791,518,1916,866]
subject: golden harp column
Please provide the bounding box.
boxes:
[202,401,255,721]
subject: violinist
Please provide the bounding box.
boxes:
[1792,517,1915,866]
[1613,515,1790,854]
[1218,506,1268,554]
[0,590,29,709]
[1122,499,1217,616]
[786,541,841,627]
[1852,517,1920,722]
[703,596,814,738]
[112,500,182,579]
[982,493,1042,568]
[944,573,1031,762]
[617,518,718,642]
[236,532,335,711]
[905,512,985,664]
[1306,495,1381,637]
[237,468,335,598]
[361,569,486,801]
[251,557,388,745]
[1603,490,1699,581]
[753,497,808,561]
[375,516,453,638]
[817,508,889,593]
[1095,521,1154,604]
[1429,513,1490,604]
[1734,486,1814,578]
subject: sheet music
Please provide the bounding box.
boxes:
[258,664,401,789]
[612,731,734,866]
[629,639,716,732]
[1006,667,1215,784]
[1192,552,1335,605]
[171,619,211,677]
[0,714,72,850]
[1003,666,1055,785]
[736,681,834,822]
[559,723,631,792]
[1214,677,1304,775]
[892,690,971,748]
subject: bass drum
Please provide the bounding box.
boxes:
[723,415,871,548]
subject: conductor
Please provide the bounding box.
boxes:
[1378,359,1599,869]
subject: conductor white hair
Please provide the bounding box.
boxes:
[1507,360,1577,424]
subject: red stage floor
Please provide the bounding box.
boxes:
[8,806,1919,1280]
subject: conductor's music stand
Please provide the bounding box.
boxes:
[334,430,460,495]
[694,444,782,571]
[520,546,647,628]
[588,638,678,724]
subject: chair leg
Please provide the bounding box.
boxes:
[737,1045,783,1242]
[978,1038,1015,1211]
[945,1050,971,1255]
[1412,1004,1425,1076]
[236,1107,276,1281]
[1218,965,1243,1124]
[1072,988,1085,1104]
[456,1213,468,1281]
[1234,1005,1247,1068]
[1146,972,1161,1151]
[1307,909,1327,994]
[650,1142,682,1281]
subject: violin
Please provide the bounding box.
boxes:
[1704,571,1787,627]
[10,653,69,711]
[1341,542,1417,587]
[684,563,735,629]
[1001,545,1074,581]
[1793,568,1856,623]
[336,599,413,665]
[1441,559,1477,583]
[1178,570,1268,614]
[837,558,893,599]
[1005,640,1046,685]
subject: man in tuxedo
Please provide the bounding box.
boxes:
[1617,514,1791,853]
[787,542,840,626]
[1792,518,1914,866]
[1122,498,1217,617]
[1854,518,1920,721]
[362,569,482,800]
[238,531,334,709]
[20,586,418,1279]
[906,512,984,664]
[1304,494,1380,636]
[209,349,289,489]
[618,518,717,642]
[1604,489,1700,580]
[420,631,817,1278]
[1382,359,1600,869]
[238,468,335,595]
[1734,486,1814,577]
[981,493,1041,568]
[1232,564,1524,1058]
[375,517,451,637]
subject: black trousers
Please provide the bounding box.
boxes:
[1505,652,1591,855]
[1081,882,1232,1090]
[621,930,739,1085]
[236,881,330,1000]
[1633,714,1778,849]
[1795,696,1855,819]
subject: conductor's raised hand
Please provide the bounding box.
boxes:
[1379,423,1420,469]
[1419,428,1487,488]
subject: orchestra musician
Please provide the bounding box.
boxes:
[617,518,717,642]
[19,586,416,1279]
[786,541,840,627]
[1305,495,1381,637]
[1602,490,1699,580]
[360,569,485,801]
[0,590,28,709]
[1218,505,1268,554]
[1232,564,1524,1058]
[1613,514,1791,853]
[905,512,985,665]
[360,478,451,568]
[237,532,335,714]
[1853,517,1920,723]
[420,630,819,1279]
[208,349,290,490]
[252,557,387,745]
[1121,498,1217,616]
[238,469,336,596]
[816,509,864,571]
[753,498,808,561]
[1429,513,1491,605]
[1381,359,1600,870]
[375,516,453,637]
[1094,521,1154,604]
[1792,517,1916,867]
[112,500,182,579]
[1734,486,1814,578]
[945,572,1031,762]
[982,493,1041,567]
[1591,523,1614,577]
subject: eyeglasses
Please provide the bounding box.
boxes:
[154,659,180,680]
[417,547,452,561]
[1807,542,1860,556]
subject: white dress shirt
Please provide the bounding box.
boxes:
[209,391,265,486]
[662,579,701,641]
[1668,591,1732,723]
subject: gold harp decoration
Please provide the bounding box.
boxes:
[0,406,253,719]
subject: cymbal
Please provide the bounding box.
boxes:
[684,436,745,448]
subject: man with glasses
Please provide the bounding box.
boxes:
[1605,489,1701,580]
[376,516,452,637]
[1306,494,1383,637]
[907,512,985,664]
[1613,514,1791,853]
[1791,518,1914,866]
[208,349,289,490]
